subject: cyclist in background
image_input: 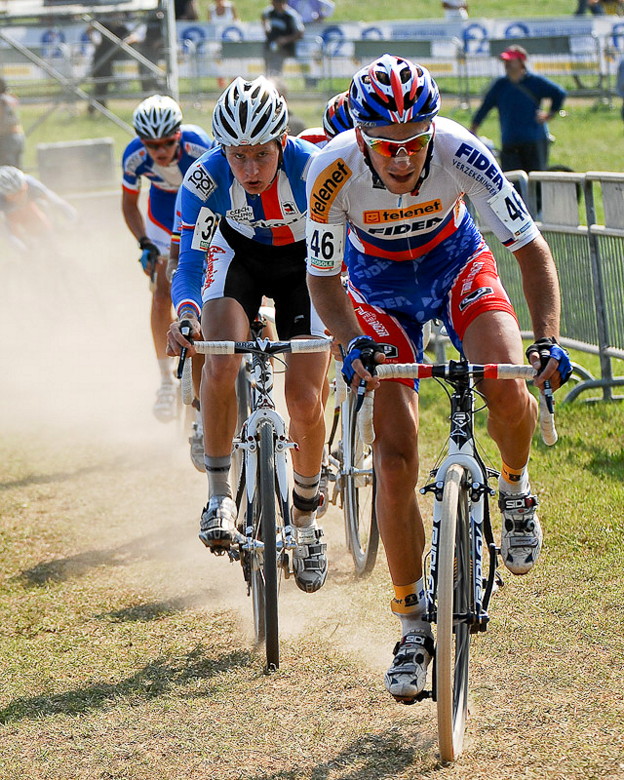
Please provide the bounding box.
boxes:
[167,77,329,594]
[0,165,77,254]
[121,95,213,422]
[297,91,353,148]
[305,55,571,701]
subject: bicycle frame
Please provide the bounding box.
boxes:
[422,372,499,633]
[233,329,297,568]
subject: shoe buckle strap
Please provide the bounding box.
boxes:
[499,493,538,511]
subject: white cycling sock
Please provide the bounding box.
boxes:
[292,471,321,527]
[205,455,232,499]
[499,471,530,495]
[399,614,431,636]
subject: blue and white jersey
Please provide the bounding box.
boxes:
[171,136,317,316]
[121,124,214,232]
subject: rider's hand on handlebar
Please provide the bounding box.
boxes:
[138,236,159,278]
[167,315,201,357]
[526,336,572,391]
[341,335,386,392]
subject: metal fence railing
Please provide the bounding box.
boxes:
[484,171,624,403]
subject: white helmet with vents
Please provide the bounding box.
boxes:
[212,76,288,146]
[0,165,26,196]
[132,95,183,139]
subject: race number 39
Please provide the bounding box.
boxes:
[191,207,219,251]
[306,222,344,274]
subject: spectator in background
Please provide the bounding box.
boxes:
[441,0,468,20]
[126,11,165,93]
[0,78,25,169]
[86,15,130,113]
[574,0,605,14]
[209,0,239,22]
[470,45,566,174]
[175,0,199,19]
[287,0,335,23]
[269,77,306,135]
[261,0,304,77]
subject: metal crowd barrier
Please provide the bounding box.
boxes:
[484,171,624,403]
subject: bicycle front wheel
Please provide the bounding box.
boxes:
[341,393,379,575]
[435,463,471,763]
[257,419,279,670]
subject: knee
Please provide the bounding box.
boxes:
[375,445,419,490]
[487,381,537,427]
[286,387,324,428]
[152,287,171,310]
[202,356,239,389]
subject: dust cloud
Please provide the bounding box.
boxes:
[0,190,396,676]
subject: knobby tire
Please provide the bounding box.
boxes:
[436,463,471,763]
[342,393,379,575]
[258,419,279,670]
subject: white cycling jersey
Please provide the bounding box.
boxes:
[305,117,539,277]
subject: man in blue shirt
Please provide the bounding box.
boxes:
[470,45,567,174]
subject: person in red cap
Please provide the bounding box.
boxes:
[470,44,566,174]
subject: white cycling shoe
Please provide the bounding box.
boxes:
[499,491,542,575]
[153,381,177,423]
[199,496,238,550]
[385,629,434,703]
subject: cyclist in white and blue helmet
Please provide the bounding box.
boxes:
[167,76,330,594]
[305,55,570,704]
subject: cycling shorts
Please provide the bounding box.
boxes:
[202,219,325,339]
[146,198,172,259]
[347,244,517,389]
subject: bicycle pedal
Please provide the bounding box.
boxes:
[282,551,291,578]
[395,689,432,705]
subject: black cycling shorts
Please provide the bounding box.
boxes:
[201,218,324,339]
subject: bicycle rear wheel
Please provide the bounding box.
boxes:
[342,393,379,575]
[256,419,279,670]
[435,463,471,763]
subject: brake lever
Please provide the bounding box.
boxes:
[176,321,194,380]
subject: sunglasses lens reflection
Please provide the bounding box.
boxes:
[363,131,432,158]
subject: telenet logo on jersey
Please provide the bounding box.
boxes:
[363,199,443,224]
[309,159,352,223]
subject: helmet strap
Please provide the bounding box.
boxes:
[410,134,434,196]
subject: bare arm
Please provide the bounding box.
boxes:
[306,273,361,348]
[307,272,382,389]
[121,188,146,241]
[513,234,561,341]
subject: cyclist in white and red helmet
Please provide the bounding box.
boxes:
[306,54,571,703]
[121,95,214,423]
[167,77,330,594]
